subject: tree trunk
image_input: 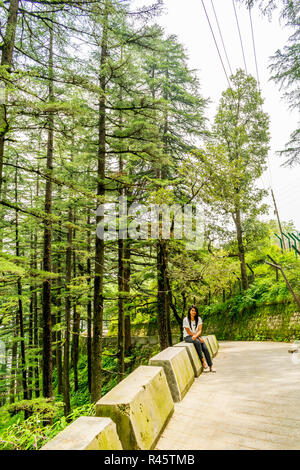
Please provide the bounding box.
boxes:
[72,219,80,392]
[156,77,172,349]
[0,0,19,199]
[87,209,92,394]
[28,208,34,399]
[124,239,131,352]
[91,0,109,403]
[33,284,40,398]
[63,203,72,417]
[17,278,28,402]
[28,283,34,400]
[233,208,249,291]
[166,276,182,339]
[9,323,17,404]
[14,162,28,404]
[163,241,172,346]
[117,80,125,379]
[266,258,300,312]
[42,25,54,398]
[150,62,168,350]
[33,163,40,398]
[118,236,125,380]
[55,217,63,396]
[278,268,300,311]
[157,239,169,350]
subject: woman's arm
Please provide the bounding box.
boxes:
[184,327,201,341]
[192,323,203,341]
[184,319,203,341]
[184,327,194,337]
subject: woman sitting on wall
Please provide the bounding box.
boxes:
[183,305,215,372]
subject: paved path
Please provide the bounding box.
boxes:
[156,341,300,450]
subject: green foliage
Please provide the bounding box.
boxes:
[0,403,95,450]
[201,245,300,343]
[0,343,160,450]
[203,278,291,321]
[6,398,64,420]
[0,0,298,453]
[239,0,299,166]
[129,344,161,369]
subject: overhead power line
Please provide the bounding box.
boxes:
[232,0,248,74]
[210,0,233,77]
[248,2,261,90]
[246,7,287,233]
[200,0,232,89]
[244,2,274,193]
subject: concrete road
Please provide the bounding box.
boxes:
[156,341,300,450]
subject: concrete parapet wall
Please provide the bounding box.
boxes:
[202,336,214,359]
[207,335,219,356]
[41,417,122,450]
[44,333,219,451]
[149,347,194,402]
[95,365,174,450]
[173,341,202,377]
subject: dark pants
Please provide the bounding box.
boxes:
[184,336,213,367]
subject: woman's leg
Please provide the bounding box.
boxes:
[184,336,204,361]
[200,341,213,368]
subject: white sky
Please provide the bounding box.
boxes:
[135,0,300,230]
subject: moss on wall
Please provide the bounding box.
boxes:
[201,301,300,342]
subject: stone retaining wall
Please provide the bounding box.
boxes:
[202,302,300,342]
[110,302,300,343]
[102,335,181,348]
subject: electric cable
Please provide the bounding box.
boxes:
[248,1,261,90]
[200,0,232,89]
[211,0,233,77]
[232,0,248,74]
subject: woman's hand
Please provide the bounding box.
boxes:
[192,334,203,341]
[193,334,204,343]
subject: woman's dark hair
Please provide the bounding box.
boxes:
[187,305,199,330]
